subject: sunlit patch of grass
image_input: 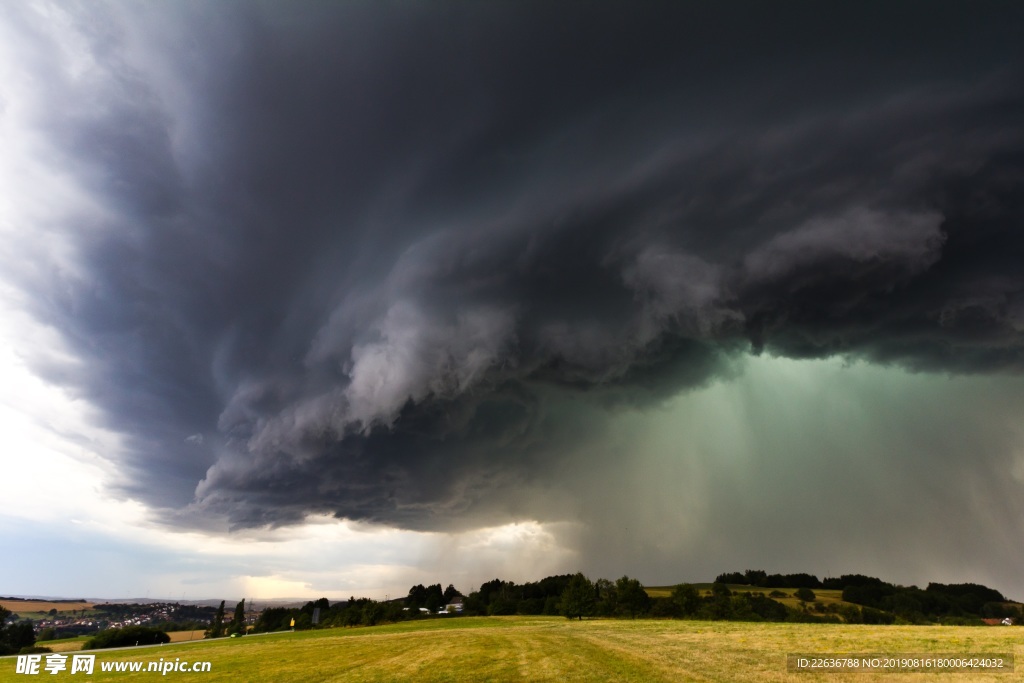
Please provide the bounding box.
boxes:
[32,636,89,653]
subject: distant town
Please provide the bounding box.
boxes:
[0,598,240,641]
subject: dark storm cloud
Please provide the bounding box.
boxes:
[9,2,1024,531]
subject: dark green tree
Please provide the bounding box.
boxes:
[0,607,11,655]
[703,583,734,619]
[227,599,245,635]
[616,576,651,618]
[594,578,617,616]
[361,601,384,626]
[406,584,427,608]
[1,621,36,654]
[795,587,816,603]
[252,607,290,633]
[715,572,746,584]
[424,584,444,613]
[560,573,595,621]
[671,584,700,617]
[744,570,768,586]
[205,601,225,639]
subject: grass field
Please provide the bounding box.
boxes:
[32,636,88,653]
[5,616,1022,682]
[35,631,206,653]
[166,630,207,643]
[646,585,852,612]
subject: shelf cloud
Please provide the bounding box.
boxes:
[3,1,1023,592]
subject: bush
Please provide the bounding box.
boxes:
[795,587,816,602]
[19,646,53,654]
[84,627,170,650]
[860,607,896,625]
[670,584,700,617]
[648,597,680,618]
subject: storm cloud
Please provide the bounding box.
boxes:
[3,2,1024,588]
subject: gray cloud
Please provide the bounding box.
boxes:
[5,2,1024,587]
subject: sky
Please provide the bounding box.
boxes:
[1,1,1023,602]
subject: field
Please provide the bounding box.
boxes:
[167,630,207,643]
[0,600,93,616]
[31,637,88,653]
[646,585,852,611]
[5,616,1023,682]
[35,631,206,653]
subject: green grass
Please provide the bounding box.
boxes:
[35,636,87,644]
[4,616,1022,682]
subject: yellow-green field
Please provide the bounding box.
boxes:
[5,616,1023,682]
[645,585,851,611]
[31,636,88,653]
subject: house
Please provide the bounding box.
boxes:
[444,596,465,613]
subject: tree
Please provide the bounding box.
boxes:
[715,572,746,584]
[406,584,428,609]
[704,583,734,620]
[4,626,35,651]
[560,573,595,621]
[424,584,444,613]
[744,570,768,586]
[205,601,225,639]
[671,584,700,617]
[443,584,461,603]
[595,578,617,616]
[252,607,290,633]
[2,621,35,654]
[360,601,384,626]
[616,576,651,619]
[227,599,245,635]
[795,587,816,603]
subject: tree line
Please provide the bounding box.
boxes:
[205,599,247,638]
[0,606,37,655]
[245,570,1020,630]
[713,569,1020,624]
